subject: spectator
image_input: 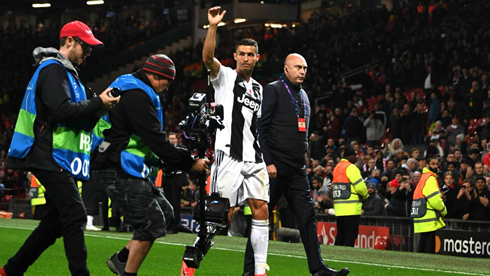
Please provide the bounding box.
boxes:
[383,138,405,160]
[363,110,385,147]
[362,158,377,178]
[412,170,422,186]
[445,117,464,147]
[468,176,490,220]
[312,176,328,211]
[180,184,193,207]
[385,179,399,216]
[399,104,413,144]
[455,180,477,220]
[189,179,199,207]
[362,181,387,216]
[470,161,485,185]
[392,174,414,217]
[427,92,440,125]
[381,159,396,179]
[468,148,481,168]
[455,134,468,156]
[442,172,460,218]
[410,148,421,159]
[466,81,484,119]
[343,108,365,143]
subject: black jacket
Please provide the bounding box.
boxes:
[8,51,103,173]
[91,70,195,172]
[258,75,310,170]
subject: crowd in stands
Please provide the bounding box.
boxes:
[2,0,490,222]
[308,140,490,221]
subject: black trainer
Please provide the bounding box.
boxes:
[107,251,126,276]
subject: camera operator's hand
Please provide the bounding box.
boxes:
[99,88,120,109]
[94,88,120,117]
[191,158,209,172]
[267,164,277,179]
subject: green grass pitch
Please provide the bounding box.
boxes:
[0,219,488,275]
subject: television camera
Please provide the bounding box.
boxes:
[177,92,230,269]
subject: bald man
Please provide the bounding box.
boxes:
[243,54,350,276]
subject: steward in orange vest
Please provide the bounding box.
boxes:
[411,156,446,253]
[332,147,368,247]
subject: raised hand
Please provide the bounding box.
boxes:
[208,6,226,26]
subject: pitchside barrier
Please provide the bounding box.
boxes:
[315,215,490,257]
[49,202,490,258]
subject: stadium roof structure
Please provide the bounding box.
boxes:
[0,0,166,11]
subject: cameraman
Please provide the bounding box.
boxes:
[91,55,208,276]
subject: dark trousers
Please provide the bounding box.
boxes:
[244,162,324,274]
[81,178,109,228]
[417,231,436,253]
[334,215,360,247]
[162,173,186,231]
[5,169,89,276]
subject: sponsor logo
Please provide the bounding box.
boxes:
[317,222,389,249]
[436,234,490,257]
[237,93,260,112]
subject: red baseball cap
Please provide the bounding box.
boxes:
[59,21,103,46]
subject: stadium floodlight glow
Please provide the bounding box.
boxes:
[269,23,283,28]
[260,1,264,3]
[87,0,104,5]
[234,18,246,24]
[203,22,225,29]
[32,3,51,8]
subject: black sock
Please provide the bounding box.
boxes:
[123,272,136,276]
[118,247,129,263]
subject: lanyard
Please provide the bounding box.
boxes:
[279,77,306,118]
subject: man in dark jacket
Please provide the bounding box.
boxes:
[244,53,349,276]
[343,108,365,143]
[90,55,208,276]
[393,174,414,217]
[362,181,387,216]
[1,21,119,276]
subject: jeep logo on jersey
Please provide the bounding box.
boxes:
[237,93,260,112]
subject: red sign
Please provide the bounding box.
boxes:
[317,222,390,249]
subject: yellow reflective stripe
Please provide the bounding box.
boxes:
[352,179,362,186]
[334,200,362,204]
[426,190,440,200]
[414,218,439,223]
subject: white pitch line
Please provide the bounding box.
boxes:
[1,225,488,276]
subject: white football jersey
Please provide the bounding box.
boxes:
[211,65,263,162]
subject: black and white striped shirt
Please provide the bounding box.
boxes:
[211,65,263,162]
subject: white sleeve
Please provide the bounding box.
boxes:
[211,64,230,104]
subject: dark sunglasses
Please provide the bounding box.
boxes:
[73,37,92,54]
